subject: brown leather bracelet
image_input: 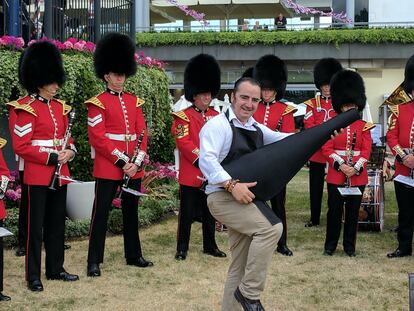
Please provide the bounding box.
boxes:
[225,179,240,193]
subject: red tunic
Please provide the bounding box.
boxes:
[322,120,374,186]
[386,101,414,177]
[12,96,74,186]
[253,100,296,133]
[172,106,219,187]
[304,95,337,163]
[0,138,10,220]
[86,90,147,180]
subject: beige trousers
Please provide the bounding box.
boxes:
[207,191,282,311]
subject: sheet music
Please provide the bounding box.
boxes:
[394,175,414,188]
[338,187,362,196]
[0,227,13,238]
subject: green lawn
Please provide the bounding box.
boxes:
[2,168,410,311]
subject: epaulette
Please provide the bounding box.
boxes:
[171,110,190,122]
[389,105,399,117]
[85,96,105,110]
[6,96,35,109]
[136,97,145,108]
[304,99,314,108]
[14,103,37,116]
[283,105,298,116]
[363,122,375,131]
[0,138,6,149]
[55,99,72,115]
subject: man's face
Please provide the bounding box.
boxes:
[38,82,59,99]
[261,88,276,103]
[193,92,212,111]
[231,81,261,124]
[105,72,126,92]
[320,84,330,97]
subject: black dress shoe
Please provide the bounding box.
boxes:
[0,292,11,301]
[47,270,79,281]
[387,249,412,258]
[126,256,154,267]
[304,221,319,228]
[323,249,334,256]
[276,245,293,256]
[87,263,101,277]
[28,280,44,292]
[345,250,356,257]
[203,248,227,258]
[234,287,265,311]
[15,246,26,257]
[175,250,187,260]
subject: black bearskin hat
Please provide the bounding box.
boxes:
[403,54,414,94]
[313,58,343,90]
[184,54,221,102]
[253,55,287,100]
[19,41,66,94]
[242,67,254,78]
[94,32,137,80]
[331,69,366,114]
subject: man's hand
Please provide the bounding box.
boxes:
[231,182,257,204]
[339,163,357,178]
[58,149,75,164]
[330,129,343,139]
[402,153,414,169]
[123,163,138,177]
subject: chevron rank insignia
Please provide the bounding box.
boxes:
[14,123,33,137]
[88,114,103,127]
[0,138,7,149]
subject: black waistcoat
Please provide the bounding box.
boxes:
[221,111,280,225]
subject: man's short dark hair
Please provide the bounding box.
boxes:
[233,77,261,93]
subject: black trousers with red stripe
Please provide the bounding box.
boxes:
[26,185,67,281]
[0,220,4,292]
[18,171,28,249]
[87,178,143,264]
[270,186,288,247]
[308,161,326,225]
[325,184,365,253]
[394,181,414,254]
[176,185,217,253]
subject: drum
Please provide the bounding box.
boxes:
[358,169,385,231]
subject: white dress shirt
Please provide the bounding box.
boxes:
[199,107,291,194]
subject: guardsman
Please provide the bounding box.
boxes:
[253,55,296,256]
[386,54,414,258]
[12,41,79,292]
[0,138,11,301]
[322,69,373,257]
[172,54,226,260]
[86,32,153,277]
[7,95,28,257]
[304,58,343,227]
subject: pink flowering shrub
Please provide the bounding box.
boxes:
[4,171,21,209]
[2,35,165,70]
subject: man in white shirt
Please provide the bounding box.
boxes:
[199,77,289,311]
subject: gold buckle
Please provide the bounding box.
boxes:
[125,134,132,142]
[53,138,60,146]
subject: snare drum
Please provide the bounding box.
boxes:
[358,169,385,231]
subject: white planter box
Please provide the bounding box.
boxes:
[66,181,95,220]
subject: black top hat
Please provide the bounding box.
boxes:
[313,58,343,90]
[403,54,414,94]
[184,54,221,102]
[331,69,366,114]
[94,32,137,80]
[253,55,287,100]
[19,41,66,94]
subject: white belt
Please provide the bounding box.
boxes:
[105,133,137,142]
[334,150,360,156]
[31,139,63,147]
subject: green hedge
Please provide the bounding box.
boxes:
[136,28,414,47]
[0,50,174,181]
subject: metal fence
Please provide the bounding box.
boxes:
[0,0,134,44]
